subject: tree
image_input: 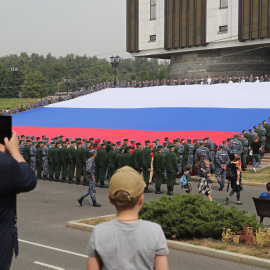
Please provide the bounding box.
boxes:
[22,71,47,98]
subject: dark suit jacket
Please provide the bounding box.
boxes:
[0,152,37,267]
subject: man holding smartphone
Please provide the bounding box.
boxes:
[0,127,37,269]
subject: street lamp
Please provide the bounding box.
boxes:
[64,78,71,96]
[110,55,120,87]
[11,66,18,98]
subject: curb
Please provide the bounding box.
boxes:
[67,216,270,269]
[167,240,270,269]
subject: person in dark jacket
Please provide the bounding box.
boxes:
[226,154,243,205]
[0,131,37,269]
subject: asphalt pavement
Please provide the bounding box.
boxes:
[11,179,269,270]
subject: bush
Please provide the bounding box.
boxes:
[139,194,263,240]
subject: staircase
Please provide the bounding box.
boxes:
[246,153,270,171]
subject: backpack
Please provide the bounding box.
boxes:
[180,173,187,186]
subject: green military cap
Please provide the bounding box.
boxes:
[164,137,169,140]
[26,139,31,142]
[124,138,128,141]
[168,144,174,148]
[51,141,56,144]
[56,141,61,144]
[77,142,82,145]
[136,142,141,145]
[93,143,97,147]
[38,141,43,145]
[59,135,64,138]
[157,145,164,149]
[173,139,177,143]
[71,141,76,144]
[126,146,131,150]
[21,135,25,137]
[89,137,94,140]
[101,143,105,146]
[111,143,116,146]
[86,140,90,143]
[62,140,67,144]
[119,147,124,151]
[36,137,40,140]
[145,140,150,143]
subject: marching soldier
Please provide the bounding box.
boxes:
[77,150,102,207]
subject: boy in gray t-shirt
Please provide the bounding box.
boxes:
[87,166,169,270]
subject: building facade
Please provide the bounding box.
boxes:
[126,0,270,77]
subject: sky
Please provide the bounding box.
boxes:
[0,0,130,59]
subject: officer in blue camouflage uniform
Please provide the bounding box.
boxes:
[206,137,216,172]
[187,138,194,172]
[215,144,230,191]
[228,134,243,159]
[222,140,229,153]
[177,139,184,174]
[195,141,210,162]
[77,150,101,207]
[19,139,26,157]
[42,140,49,180]
[249,129,258,143]
[30,141,37,172]
[258,123,266,153]
[162,141,169,182]
[239,133,248,170]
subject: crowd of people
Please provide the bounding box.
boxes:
[16,116,270,206]
[1,73,269,116]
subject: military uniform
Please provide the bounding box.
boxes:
[108,146,117,181]
[95,146,108,187]
[141,143,152,189]
[36,142,43,179]
[67,143,76,183]
[182,142,189,172]
[215,146,230,189]
[60,144,68,182]
[30,142,37,172]
[54,142,61,181]
[132,146,142,173]
[165,145,178,195]
[75,144,84,184]
[77,150,101,207]
[42,143,49,179]
[154,147,165,193]
[187,140,195,171]
[23,142,31,165]
[48,143,55,180]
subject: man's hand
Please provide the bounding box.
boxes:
[4,131,19,155]
[4,131,25,163]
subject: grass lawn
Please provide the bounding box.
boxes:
[242,166,270,183]
[0,98,40,109]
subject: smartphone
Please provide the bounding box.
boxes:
[0,116,12,144]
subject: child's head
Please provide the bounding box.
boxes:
[204,161,210,167]
[266,182,270,192]
[186,165,191,172]
[234,155,240,161]
[109,166,146,211]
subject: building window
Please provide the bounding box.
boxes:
[150,0,156,20]
[150,35,156,41]
[219,25,228,32]
[220,0,228,8]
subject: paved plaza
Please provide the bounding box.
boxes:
[11,180,269,270]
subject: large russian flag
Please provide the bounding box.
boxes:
[13,83,270,144]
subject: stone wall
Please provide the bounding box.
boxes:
[169,45,270,78]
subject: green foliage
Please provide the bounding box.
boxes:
[0,52,170,98]
[139,194,262,240]
[22,71,47,98]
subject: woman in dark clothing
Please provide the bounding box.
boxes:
[226,154,243,205]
